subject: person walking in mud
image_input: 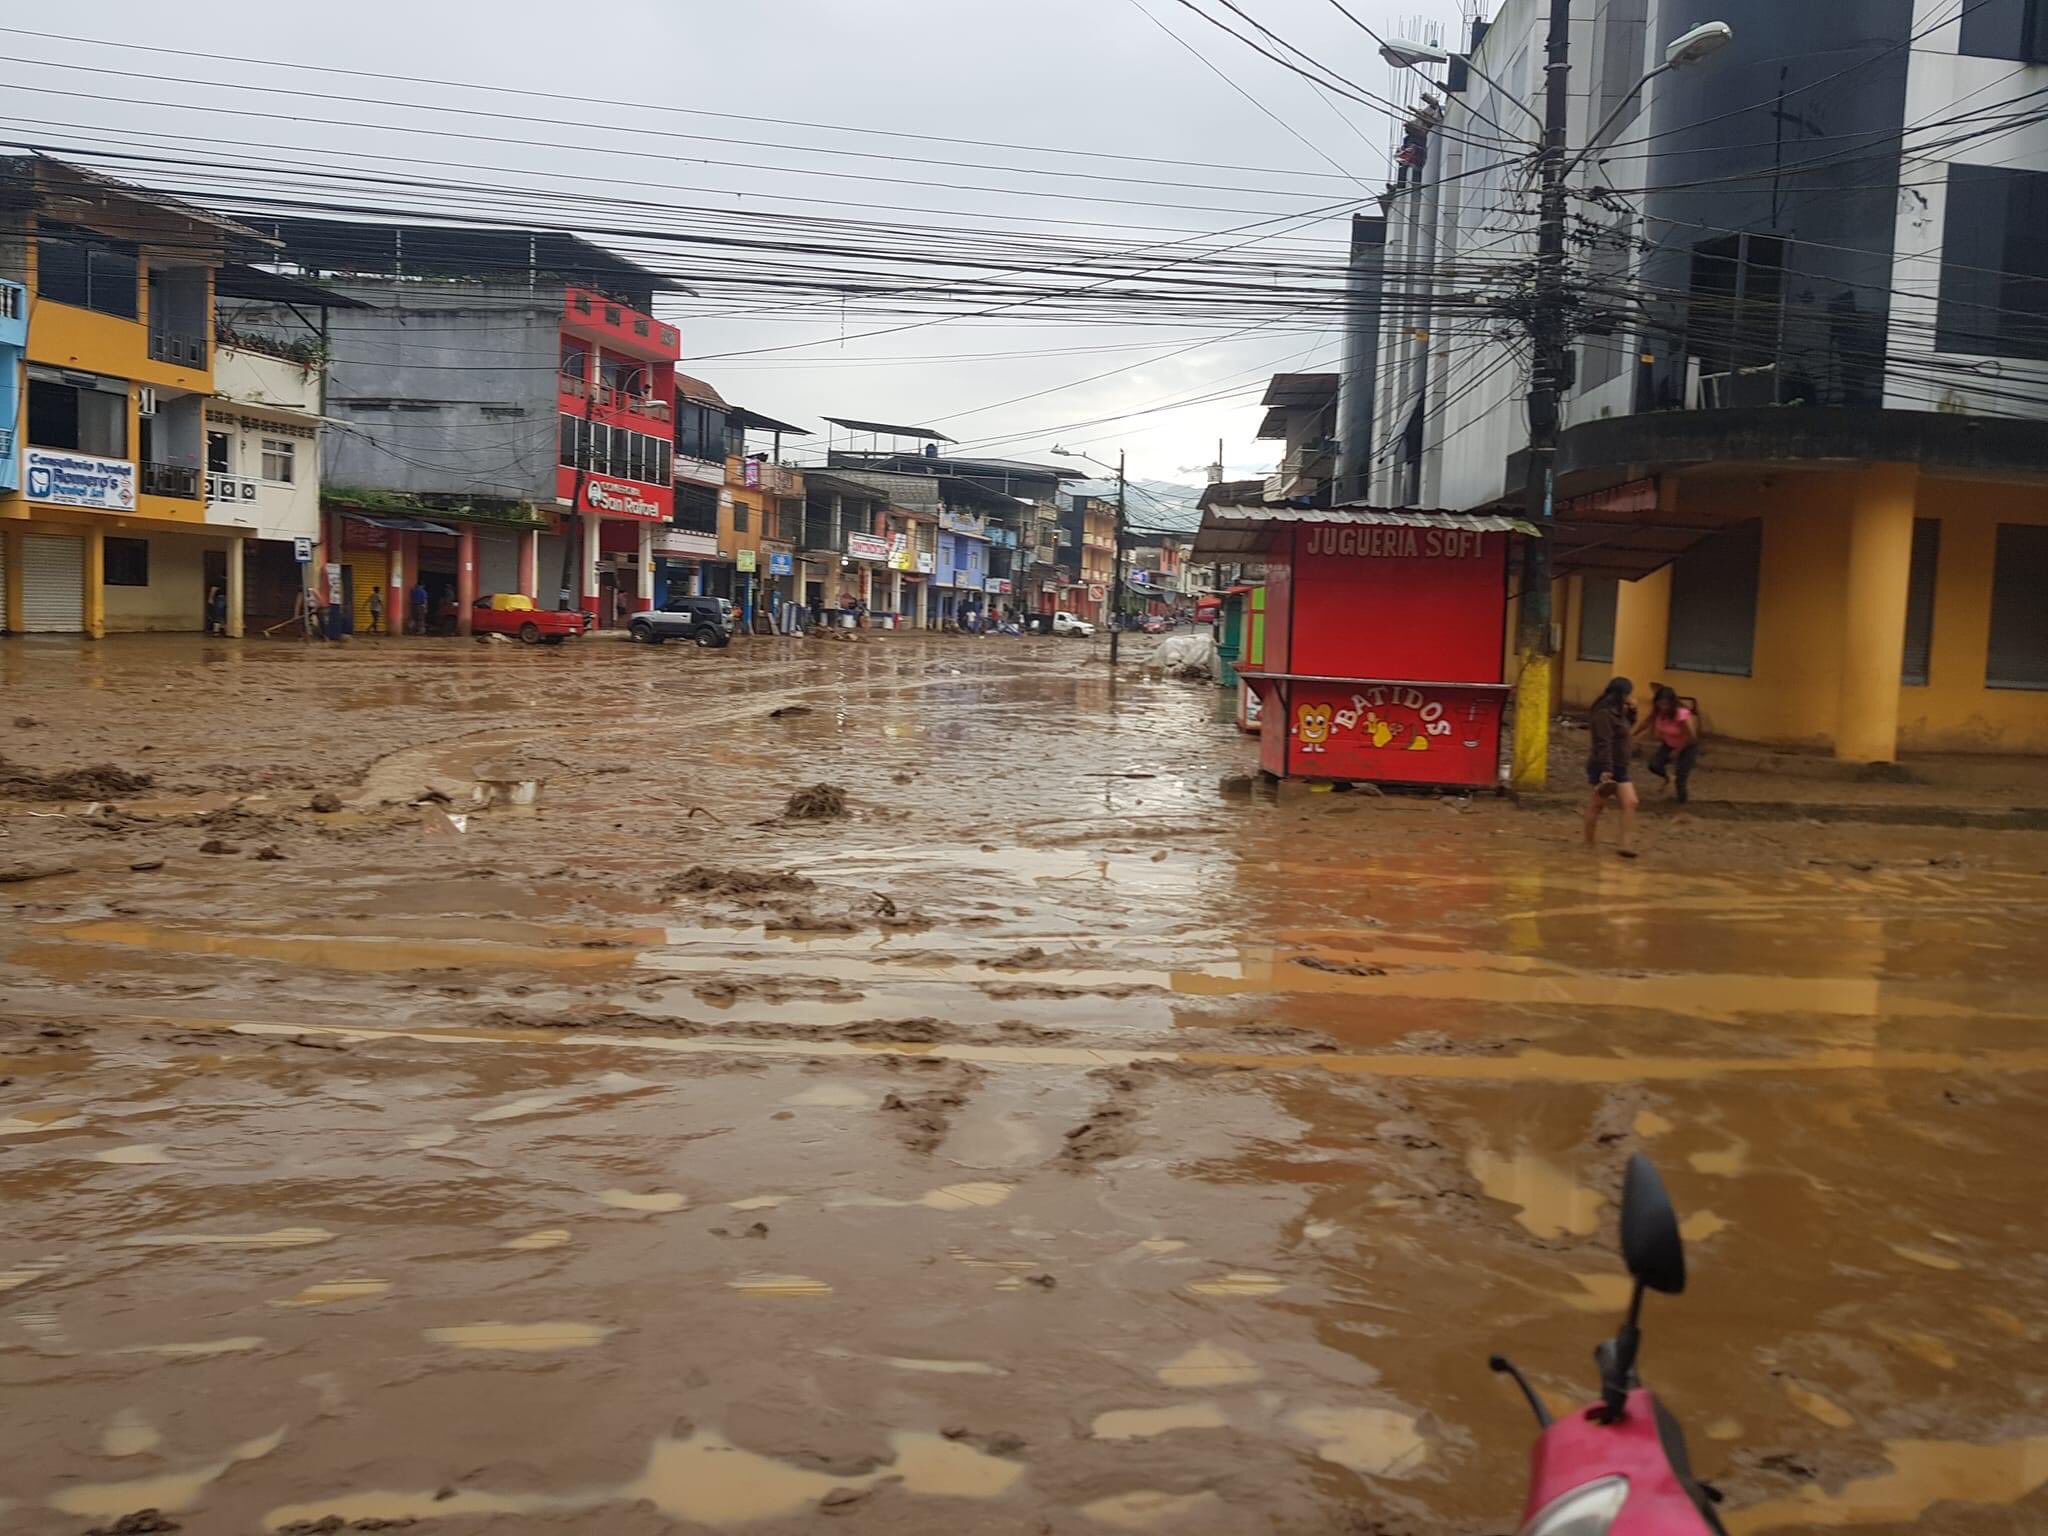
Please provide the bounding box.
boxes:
[1636,685,1701,804]
[1584,675,1639,858]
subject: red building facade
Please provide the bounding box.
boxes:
[555,286,680,621]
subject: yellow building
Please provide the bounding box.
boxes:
[1535,433,2048,762]
[1,157,269,637]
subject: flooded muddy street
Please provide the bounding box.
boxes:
[3,634,2047,1535]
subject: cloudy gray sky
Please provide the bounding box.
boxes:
[3,0,1477,503]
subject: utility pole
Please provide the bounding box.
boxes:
[1110,449,1127,667]
[1511,0,1573,791]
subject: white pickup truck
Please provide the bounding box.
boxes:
[1052,611,1095,637]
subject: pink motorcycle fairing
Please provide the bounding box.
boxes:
[1519,1388,1719,1536]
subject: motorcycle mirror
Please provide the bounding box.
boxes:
[1620,1153,1686,1295]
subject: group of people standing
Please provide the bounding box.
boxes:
[362,581,461,636]
[1582,677,1703,857]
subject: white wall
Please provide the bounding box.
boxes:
[1381,0,1702,511]
[1887,4,2048,416]
[103,530,218,633]
[205,349,323,544]
[213,347,318,415]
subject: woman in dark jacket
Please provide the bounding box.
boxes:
[1583,675,1639,858]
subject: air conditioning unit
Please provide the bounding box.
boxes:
[137,386,159,417]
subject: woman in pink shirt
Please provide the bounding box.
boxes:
[1637,686,1701,803]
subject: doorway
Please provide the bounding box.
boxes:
[202,548,227,633]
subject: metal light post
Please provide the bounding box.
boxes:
[1378,17,1730,789]
[1052,445,1128,666]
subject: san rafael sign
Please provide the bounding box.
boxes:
[24,448,136,511]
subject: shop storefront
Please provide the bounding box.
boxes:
[652,526,718,607]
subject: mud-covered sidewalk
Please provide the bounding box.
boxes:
[3,633,2046,1535]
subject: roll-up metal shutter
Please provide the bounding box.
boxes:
[22,534,86,632]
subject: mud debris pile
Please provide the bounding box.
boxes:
[0,756,155,799]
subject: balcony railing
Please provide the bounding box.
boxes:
[149,330,207,368]
[142,462,202,499]
[567,378,674,423]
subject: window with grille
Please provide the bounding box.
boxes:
[104,536,150,587]
[261,438,296,483]
[1986,523,2048,689]
[1666,520,1762,676]
[1900,519,1940,687]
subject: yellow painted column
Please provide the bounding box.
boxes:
[226,535,246,639]
[1613,564,1672,695]
[1834,465,1918,763]
[1511,654,1552,789]
[83,525,105,640]
[2,527,22,633]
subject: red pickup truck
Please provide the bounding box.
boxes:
[471,594,593,645]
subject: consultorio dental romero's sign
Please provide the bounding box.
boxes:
[25,448,136,511]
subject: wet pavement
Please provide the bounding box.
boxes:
[2,632,2046,1534]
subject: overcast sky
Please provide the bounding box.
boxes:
[5,0,1477,497]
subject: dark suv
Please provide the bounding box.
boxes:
[629,595,731,648]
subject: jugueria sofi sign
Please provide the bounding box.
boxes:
[1247,519,1510,788]
[1304,524,1488,560]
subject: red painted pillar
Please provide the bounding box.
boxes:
[456,525,477,636]
[392,532,414,635]
[519,529,540,601]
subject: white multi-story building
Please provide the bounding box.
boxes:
[1353,0,2048,760]
[204,335,325,629]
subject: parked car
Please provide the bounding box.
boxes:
[1052,611,1095,637]
[629,594,732,648]
[1141,615,1170,635]
[472,593,592,645]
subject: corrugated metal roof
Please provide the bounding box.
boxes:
[1204,505,1534,532]
[823,416,956,443]
[1193,503,1537,560]
[1260,373,1340,409]
[7,155,274,246]
[674,372,729,410]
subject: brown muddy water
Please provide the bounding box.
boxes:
[2,633,2046,1534]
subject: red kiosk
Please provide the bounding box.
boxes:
[1193,505,1533,788]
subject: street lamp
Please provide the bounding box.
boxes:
[1563,21,1733,175]
[1383,15,1731,791]
[1051,444,1128,666]
[1377,37,1543,130]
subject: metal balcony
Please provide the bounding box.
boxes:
[148,330,207,368]
[142,462,202,499]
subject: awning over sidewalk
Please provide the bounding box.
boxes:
[1193,502,1536,561]
[343,512,461,536]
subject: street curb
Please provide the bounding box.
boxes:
[1516,796,2048,830]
